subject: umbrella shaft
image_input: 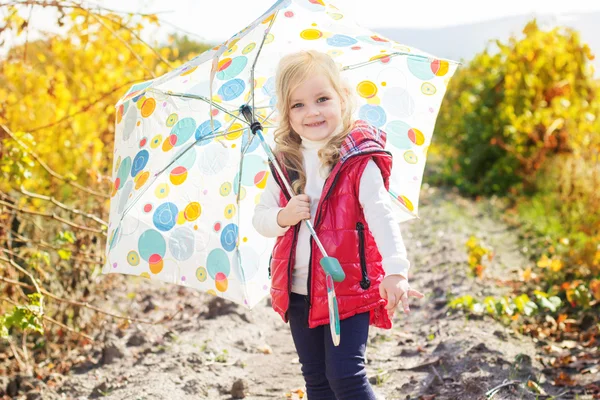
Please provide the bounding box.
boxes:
[255,129,328,259]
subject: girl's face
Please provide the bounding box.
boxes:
[288,74,343,142]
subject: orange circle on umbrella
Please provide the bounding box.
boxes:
[141,98,156,118]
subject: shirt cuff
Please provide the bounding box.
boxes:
[268,207,291,237]
[382,256,410,280]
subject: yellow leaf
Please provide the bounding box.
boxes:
[537,255,551,269]
[550,259,563,272]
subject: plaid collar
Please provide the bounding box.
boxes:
[339,120,387,162]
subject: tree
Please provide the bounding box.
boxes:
[433,20,598,196]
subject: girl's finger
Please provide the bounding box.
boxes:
[408,289,425,298]
[400,292,410,313]
[386,293,396,310]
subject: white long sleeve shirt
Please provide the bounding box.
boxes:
[252,137,410,295]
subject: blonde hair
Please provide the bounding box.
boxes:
[273,50,355,194]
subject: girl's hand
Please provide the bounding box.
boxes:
[277,194,311,227]
[379,275,424,318]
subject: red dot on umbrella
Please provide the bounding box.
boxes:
[215,272,226,280]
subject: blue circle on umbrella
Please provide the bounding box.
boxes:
[220,223,239,252]
[132,93,145,102]
[216,56,248,80]
[386,120,413,149]
[359,105,387,128]
[269,96,278,109]
[153,202,178,232]
[173,147,197,169]
[207,248,230,279]
[240,155,265,186]
[169,227,195,261]
[117,157,132,189]
[242,129,260,153]
[138,229,166,261]
[131,150,149,177]
[218,79,245,101]
[263,77,276,97]
[195,120,222,146]
[327,34,357,47]
[171,117,197,147]
[128,81,153,98]
[407,56,434,80]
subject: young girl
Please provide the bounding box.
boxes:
[252,50,424,399]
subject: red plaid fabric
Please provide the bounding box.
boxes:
[339,120,387,162]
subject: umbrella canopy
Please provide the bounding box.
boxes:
[104,0,459,309]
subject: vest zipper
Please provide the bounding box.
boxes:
[304,150,390,325]
[284,226,300,321]
[356,222,371,289]
[268,253,273,279]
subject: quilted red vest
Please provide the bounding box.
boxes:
[269,120,393,329]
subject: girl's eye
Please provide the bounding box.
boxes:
[317,97,329,103]
[291,103,302,109]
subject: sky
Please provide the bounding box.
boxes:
[3,0,600,46]
[101,0,600,43]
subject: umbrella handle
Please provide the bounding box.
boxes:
[326,273,341,346]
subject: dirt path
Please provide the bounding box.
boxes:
[45,187,590,399]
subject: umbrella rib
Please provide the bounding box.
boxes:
[148,89,249,126]
[250,7,280,114]
[340,51,460,72]
[261,107,277,127]
[234,6,279,300]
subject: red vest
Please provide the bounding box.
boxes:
[269,120,393,329]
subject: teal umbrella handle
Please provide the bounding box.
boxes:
[320,257,345,282]
[326,273,341,346]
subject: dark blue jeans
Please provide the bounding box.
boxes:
[288,293,377,400]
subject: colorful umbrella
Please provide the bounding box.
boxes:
[104,0,459,341]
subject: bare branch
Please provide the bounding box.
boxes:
[95,12,174,69]
[0,275,180,326]
[4,229,104,265]
[0,255,42,296]
[27,78,146,133]
[0,199,106,234]
[18,185,108,227]
[0,124,110,199]
[1,296,94,342]
[1,248,52,281]
[84,11,156,77]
